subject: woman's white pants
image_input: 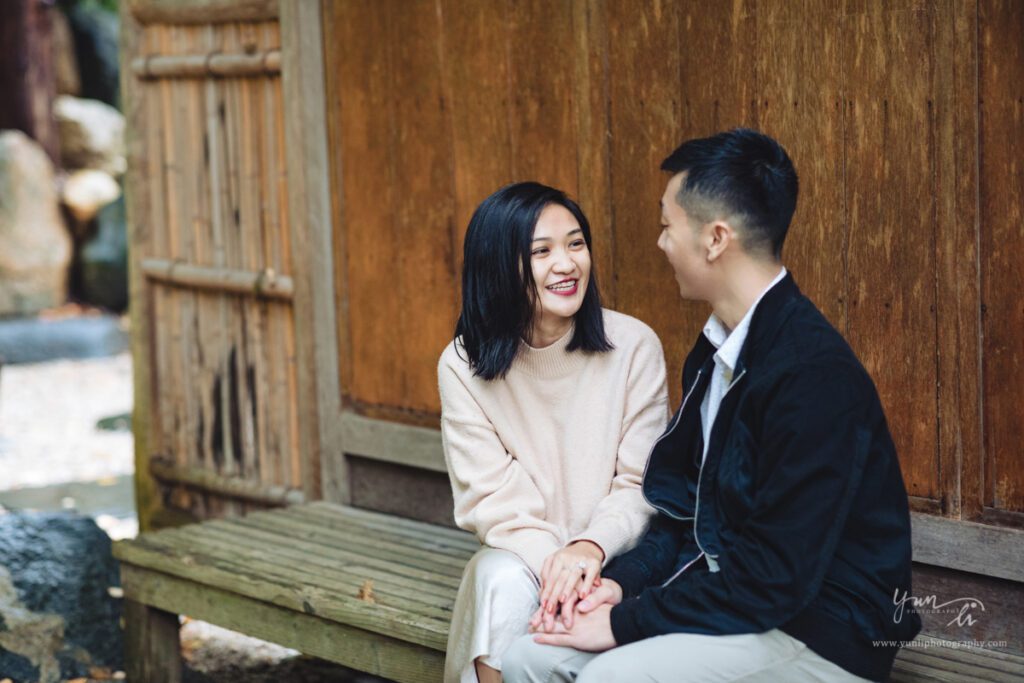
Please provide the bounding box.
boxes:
[445,547,540,683]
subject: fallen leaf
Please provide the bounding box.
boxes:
[358,580,376,604]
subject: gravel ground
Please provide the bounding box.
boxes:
[0,330,392,683]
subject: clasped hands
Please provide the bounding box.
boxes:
[528,540,621,652]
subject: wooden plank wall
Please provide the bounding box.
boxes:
[322,0,1024,527]
[123,2,310,527]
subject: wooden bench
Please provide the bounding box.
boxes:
[115,502,1024,682]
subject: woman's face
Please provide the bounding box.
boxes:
[529,203,591,328]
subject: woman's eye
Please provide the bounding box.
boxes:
[531,248,548,256]
[570,240,586,248]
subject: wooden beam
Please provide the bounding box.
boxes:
[132,50,282,79]
[141,258,294,299]
[127,0,278,25]
[911,512,1024,583]
[120,3,164,534]
[279,0,341,502]
[149,456,306,506]
[120,565,445,682]
[339,413,445,474]
[123,599,183,683]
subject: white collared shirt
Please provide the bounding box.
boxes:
[699,267,787,462]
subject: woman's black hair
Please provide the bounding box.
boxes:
[454,181,613,380]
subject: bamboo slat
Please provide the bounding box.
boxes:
[141,259,294,299]
[131,50,281,79]
[149,456,305,506]
[128,0,278,25]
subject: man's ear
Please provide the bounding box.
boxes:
[706,221,733,262]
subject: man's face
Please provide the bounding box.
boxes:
[658,173,710,301]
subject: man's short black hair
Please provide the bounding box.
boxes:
[661,128,799,259]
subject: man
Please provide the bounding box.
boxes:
[503,129,921,682]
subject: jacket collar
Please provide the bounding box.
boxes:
[735,271,801,373]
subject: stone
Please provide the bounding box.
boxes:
[52,7,81,97]
[79,195,127,311]
[54,95,125,176]
[62,0,119,108]
[0,130,72,317]
[0,313,129,364]
[0,512,123,682]
[61,168,120,223]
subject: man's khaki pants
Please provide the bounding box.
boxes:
[502,628,873,682]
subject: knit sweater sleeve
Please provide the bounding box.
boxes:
[438,352,562,576]
[569,326,668,562]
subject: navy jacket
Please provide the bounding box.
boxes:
[604,274,921,682]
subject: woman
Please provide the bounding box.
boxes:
[439,182,669,683]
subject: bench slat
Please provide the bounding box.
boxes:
[280,505,480,556]
[141,527,458,621]
[115,535,450,650]
[892,636,1024,682]
[295,503,481,550]
[194,518,465,587]
[190,523,461,605]
[307,502,478,547]
[236,510,472,572]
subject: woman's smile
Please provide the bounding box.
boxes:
[546,278,579,296]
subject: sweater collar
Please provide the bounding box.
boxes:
[514,325,587,378]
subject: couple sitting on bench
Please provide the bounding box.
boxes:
[437,129,922,683]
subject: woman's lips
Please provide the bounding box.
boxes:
[546,279,578,296]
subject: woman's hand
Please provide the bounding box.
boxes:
[534,541,604,630]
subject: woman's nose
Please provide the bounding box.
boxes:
[553,251,576,272]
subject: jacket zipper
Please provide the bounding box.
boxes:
[660,551,705,586]
[690,367,748,576]
[640,368,705,521]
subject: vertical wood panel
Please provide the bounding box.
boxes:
[439,0,513,282]
[331,0,399,409]
[388,0,458,413]
[843,0,940,501]
[756,0,847,333]
[571,0,614,306]
[507,0,578,193]
[979,0,1024,514]
[937,0,980,518]
[605,1,685,402]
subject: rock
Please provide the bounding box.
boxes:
[52,7,81,97]
[0,313,129,364]
[0,131,72,317]
[54,95,125,176]
[0,512,123,682]
[79,195,127,311]
[62,0,119,108]
[61,169,120,222]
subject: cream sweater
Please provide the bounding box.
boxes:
[438,309,670,576]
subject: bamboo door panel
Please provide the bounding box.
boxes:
[125,4,309,524]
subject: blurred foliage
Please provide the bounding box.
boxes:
[59,0,119,16]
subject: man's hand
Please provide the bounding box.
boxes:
[531,603,617,652]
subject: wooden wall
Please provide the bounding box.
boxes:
[321,0,1024,531]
